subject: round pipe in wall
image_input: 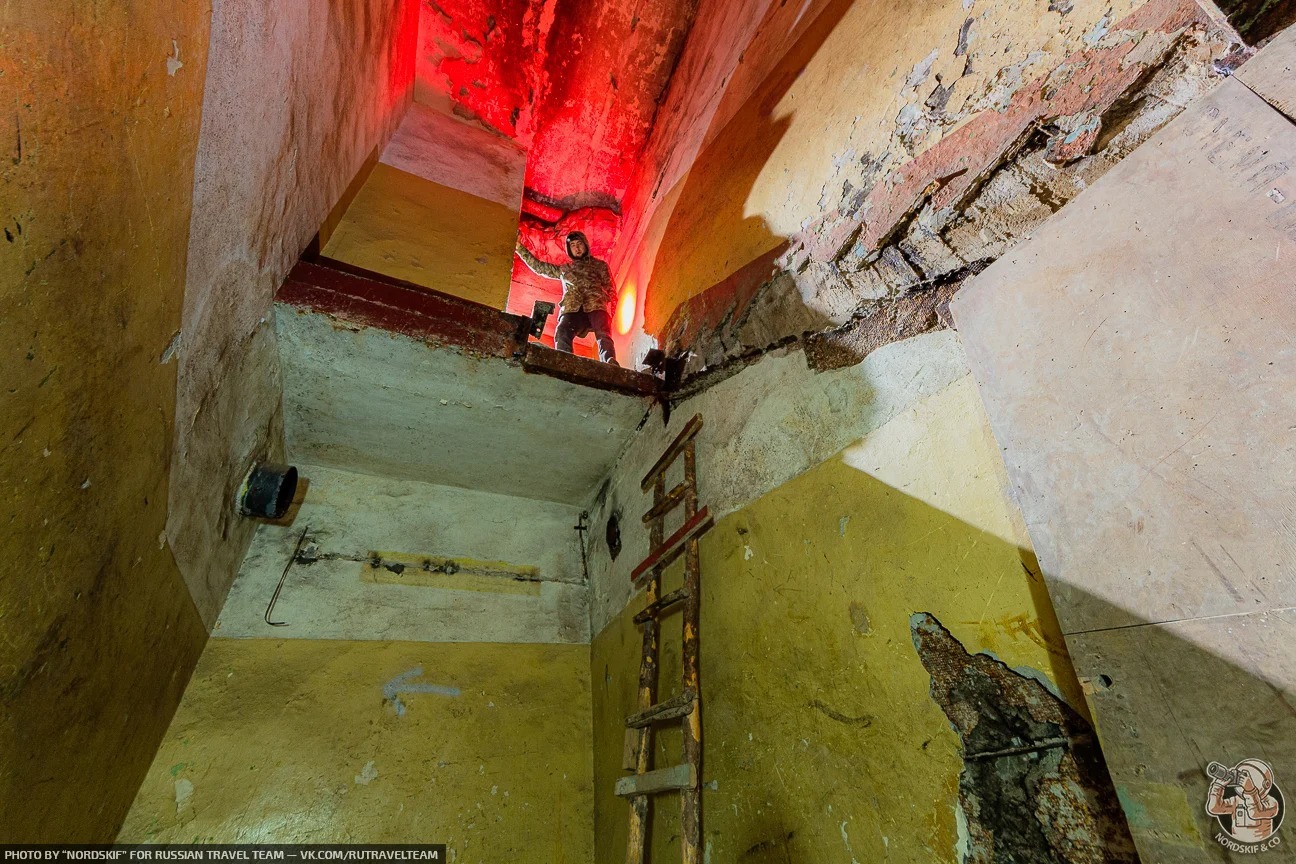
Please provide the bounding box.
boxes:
[238,463,299,520]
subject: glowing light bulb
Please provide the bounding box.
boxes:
[616,282,636,335]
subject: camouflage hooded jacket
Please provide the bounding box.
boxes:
[515,234,618,314]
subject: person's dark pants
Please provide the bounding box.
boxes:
[554,309,618,365]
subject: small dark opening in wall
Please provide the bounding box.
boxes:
[1215,0,1296,44]
[606,512,622,561]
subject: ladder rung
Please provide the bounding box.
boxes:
[633,588,688,624]
[630,507,714,584]
[642,481,690,524]
[615,763,697,798]
[640,414,703,490]
[625,690,695,728]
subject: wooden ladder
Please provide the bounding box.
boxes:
[618,413,714,864]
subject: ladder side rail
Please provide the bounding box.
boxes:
[640,414,704,491]
[679,441,704,864]
[625,474,666,864]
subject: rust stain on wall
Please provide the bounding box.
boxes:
[911,613,1139,864]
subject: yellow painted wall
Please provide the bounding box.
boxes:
[0,3,211,840]
[122,639,594,859]
[591,376,1086,862]
[634,0,1148,331]
[323,163,517,309]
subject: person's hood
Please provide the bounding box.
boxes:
[565,231,590,259]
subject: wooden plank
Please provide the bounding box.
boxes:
[622,729,640,772]
[626,691,695,729]
[615,764,696,798]
[642,481,689,524]
[633,588,688,624]
[640,414,703,490]
[630,507,713,584]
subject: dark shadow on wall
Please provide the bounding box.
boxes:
[1215,0,1296,44]
[642,0,861,342]
[590,461,1296,863]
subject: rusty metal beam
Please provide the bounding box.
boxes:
[277,257,530,359]
[521,343,660,397]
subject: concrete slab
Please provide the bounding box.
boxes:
[1236,23,1296,121]
[276,302,650,505]
[950,76,1296,862]
[1067,609,1296,862]
[953,78,1296,635]
[216,464,589,644]
[379,102,525,211]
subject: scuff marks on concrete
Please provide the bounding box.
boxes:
[808,699,874,727]
[911,613,1138,864]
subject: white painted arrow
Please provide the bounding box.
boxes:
[382,666,461,716]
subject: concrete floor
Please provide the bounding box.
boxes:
[120,639,594,856]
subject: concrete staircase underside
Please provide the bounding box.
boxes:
[275,258,656,504]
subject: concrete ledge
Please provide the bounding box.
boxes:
[278,257,531,359]
[280,256,663,397]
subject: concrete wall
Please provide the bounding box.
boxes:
[120,638,594,858]
[322,104,525,309]
[167,0,420,628]
[216,464,590,644]
[952,31,1296,860]
[586,333,1133,860]
[322,163,518,308]
[2,0,420,839]
[276,302,649,505]
[0,2,212,841]
[124,462,595,853]
[585,331,969,633]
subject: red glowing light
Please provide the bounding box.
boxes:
[615,282,636,335]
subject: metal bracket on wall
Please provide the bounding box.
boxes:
[264,525,310,627]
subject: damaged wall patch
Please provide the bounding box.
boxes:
[911,612,1138,864]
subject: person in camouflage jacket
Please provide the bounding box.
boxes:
[515,231,619,365]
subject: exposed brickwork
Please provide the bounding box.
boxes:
[658,0,1241,384]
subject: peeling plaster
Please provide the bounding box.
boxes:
[912,613,1138,863]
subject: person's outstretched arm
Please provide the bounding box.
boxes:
[515,241,562,279]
